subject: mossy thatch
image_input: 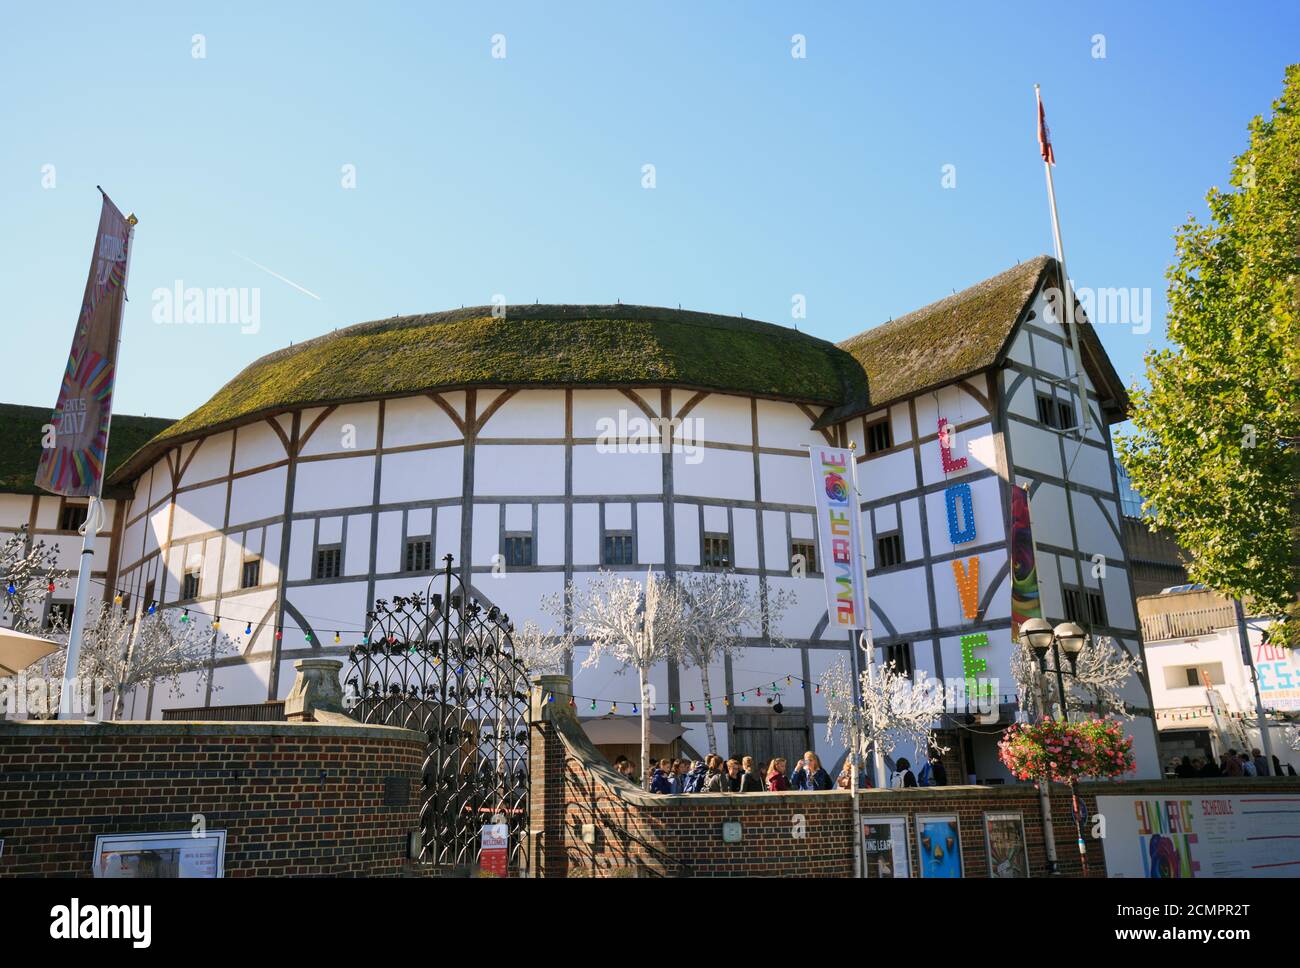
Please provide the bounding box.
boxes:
[831,256,1052,418]
[75,258,1129,489]
[108,305,869,483]
[824,255,1128,425]
[0,404,174,497]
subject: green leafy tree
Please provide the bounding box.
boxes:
[1118,65,1300,644]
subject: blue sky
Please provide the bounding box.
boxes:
[1,1,1295,421]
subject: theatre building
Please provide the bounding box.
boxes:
[0,255,1162,778]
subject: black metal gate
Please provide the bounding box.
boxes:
[344,557,530,874]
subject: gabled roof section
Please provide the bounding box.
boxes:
[0,404,175,499]
[819,255,1129,427]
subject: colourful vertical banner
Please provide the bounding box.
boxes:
[1009,485,1043,635]
[35,193,134,496]
[809,446,867,631]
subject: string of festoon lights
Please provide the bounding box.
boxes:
[1155,707,1271,722]
[544,673,819,716]
[18,575,1031,715]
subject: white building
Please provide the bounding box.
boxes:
[1139,588,1298,773]
[1,255,1163,777]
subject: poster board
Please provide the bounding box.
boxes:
[93,830,225,878]
[1096,794,1300,878]
[861,816,910,878]
[916,814,963,878]
[984,812,1030,878]
[479,822,509,878]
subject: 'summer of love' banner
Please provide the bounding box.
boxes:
[34,193,134,497]
[809,446,867,631]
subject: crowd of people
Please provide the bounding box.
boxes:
[611,749,950,793]
[1170,747,1296,778]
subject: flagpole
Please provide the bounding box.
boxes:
[1035,84,1090,442]
[57,207,137,720]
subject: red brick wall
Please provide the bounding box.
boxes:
[0,721,426,877]
[529,678,1297,878]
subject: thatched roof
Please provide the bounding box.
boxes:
[106,305,869,483]
[1,257,1128,493]
[0,404,174,498]
[819,255,1128,426]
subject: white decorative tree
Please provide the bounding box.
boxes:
[567,569,688,790]
[823,654,948,780]
[1,525,71,634]
[510,620,574,677]
[41,602,235,719]
[678,570,795,754]
[1010,634,1144,720]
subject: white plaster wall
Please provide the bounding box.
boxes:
[297,402,380,457]
[477,445,564,496]
[295,455,375,513]
[232,420,288,473]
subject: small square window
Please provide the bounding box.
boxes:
[314,547,341,580]
[791,540,817,575]
[1036,392,1059,428]
[1085,588,1106,626]
[602,532,634,566]
[59,503,88,533]
[405,538,432,573]
[241,558,261,589]
[703,533,731,569]
[883,642,913,677]
[866,420,893,454]
[181,571,201,601]
[1057,399,1077,431]
[875,532,903,569]
[504,534,534,567]
[47,601,73,630]
[1184,667,1200,689]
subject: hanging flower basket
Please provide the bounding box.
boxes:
[997,717,1136,783]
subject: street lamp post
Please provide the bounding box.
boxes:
[1019,618,1090,877]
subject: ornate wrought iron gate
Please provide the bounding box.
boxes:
[344,557,530,874]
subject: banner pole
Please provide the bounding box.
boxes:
[55,206,136,720]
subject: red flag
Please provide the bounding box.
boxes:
[1036,88,1055,165]
[35,193,134,496]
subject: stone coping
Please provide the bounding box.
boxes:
[0,719,425,743]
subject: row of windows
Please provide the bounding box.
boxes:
[177,558,262,601]
[167,531,913,589]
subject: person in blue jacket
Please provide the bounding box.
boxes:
[683,759,709,793]
[789,750,833,790]
[649,758,674,794]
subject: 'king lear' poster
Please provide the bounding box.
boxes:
[1097,794,1300,877]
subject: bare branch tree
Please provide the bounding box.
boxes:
[568,569,688,790]
[41,603,236,719]
[678,570,795,754]
[1,525,71,634]
[824,655,947,777]
[510,620,574,677]
[1011,634,1144,720]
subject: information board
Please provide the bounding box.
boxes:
[1097,794,1300,878]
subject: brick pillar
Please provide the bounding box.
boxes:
[530,674,575,879]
